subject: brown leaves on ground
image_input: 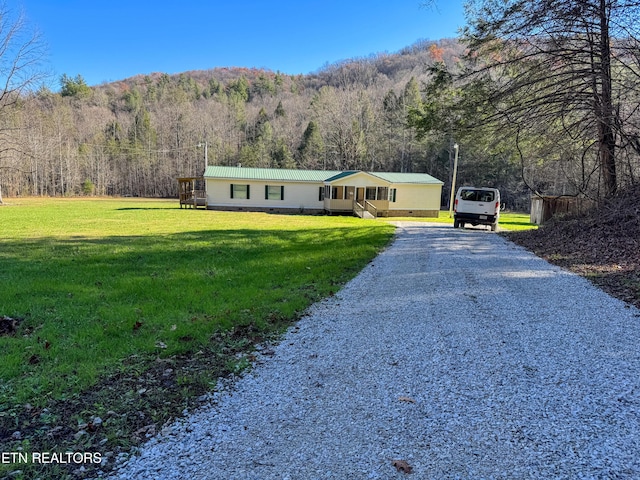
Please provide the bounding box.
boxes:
[506,185,640,309]
[392,459,414,474]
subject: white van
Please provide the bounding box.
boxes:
[453,187,500,231]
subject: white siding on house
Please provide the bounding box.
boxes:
[202,166,444,216]
[389,183,441,212]
[206,178,324,211]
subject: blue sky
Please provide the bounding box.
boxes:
[18,0,466,87]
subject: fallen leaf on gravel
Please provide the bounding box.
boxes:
[132,424,156,440]
[392,459,413,474]
[398,396,416,404]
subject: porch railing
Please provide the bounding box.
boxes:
[364,200,377,218]
[353,200,377,219]
[180,189,206,208]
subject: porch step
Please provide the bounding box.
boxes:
[353,200,376,219]
[354,210,375,219]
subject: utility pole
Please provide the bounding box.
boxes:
[197,142,208,173]
[448,143,459,218]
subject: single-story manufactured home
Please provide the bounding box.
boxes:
[183,166,443,217]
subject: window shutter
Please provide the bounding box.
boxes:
[281,186,285,200]
[246,185,250,199]
[265,185,269,200]
[230,184,234,199]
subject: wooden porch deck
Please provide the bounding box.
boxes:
[178,177,206,209]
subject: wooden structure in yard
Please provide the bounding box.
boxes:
[178,177,206,209]
[530,195,596,224]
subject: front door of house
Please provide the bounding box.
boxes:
[356,187,365,202]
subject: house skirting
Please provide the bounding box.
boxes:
[386,209,440,218]
[206,205,439,218]
[206,205,326,215]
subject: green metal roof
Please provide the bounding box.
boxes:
[204,166,443,185]
[204,166,340,182]
[369,172,444,185]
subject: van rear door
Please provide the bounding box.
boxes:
[454,187,500,230]
[457,188,497,215]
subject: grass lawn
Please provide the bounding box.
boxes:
[390,210,538,231]
[0,198,394,479]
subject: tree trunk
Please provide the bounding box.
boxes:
[598,0,617,196]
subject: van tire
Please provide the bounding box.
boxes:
[491,223,497,232]
[453,219,459,228]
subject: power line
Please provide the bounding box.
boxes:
[78,142,202,154]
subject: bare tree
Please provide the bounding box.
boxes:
[0,2,47,203]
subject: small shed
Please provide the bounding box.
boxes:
[530,195,596,224]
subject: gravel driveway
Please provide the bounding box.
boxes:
[109,222,640,479]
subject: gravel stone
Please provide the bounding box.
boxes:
[106,223,640,479]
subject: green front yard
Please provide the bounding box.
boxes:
[0,198,394,478]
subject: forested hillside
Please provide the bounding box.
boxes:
[0,38,530,208]
[3,0,640,213]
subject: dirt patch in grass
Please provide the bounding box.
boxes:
[0,316,22,336]
[505,185,640,309]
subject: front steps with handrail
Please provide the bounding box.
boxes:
[353,200,377,219]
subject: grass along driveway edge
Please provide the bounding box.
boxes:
[0,198,394,479]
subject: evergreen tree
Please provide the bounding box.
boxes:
[272,138,295,168]
[226,76,250,103]
[298,121,325,169]
[60,74,92,98]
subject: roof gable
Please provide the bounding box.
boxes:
[323,171,359,182]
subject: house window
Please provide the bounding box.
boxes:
[331,186,344,200]
[319,186,325,201]
[345,186,355,200]
[377,187,388,200]
[389,188,397,202]
[265,185,284,200]
[230,184,250,199]
[366,187,377,200]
